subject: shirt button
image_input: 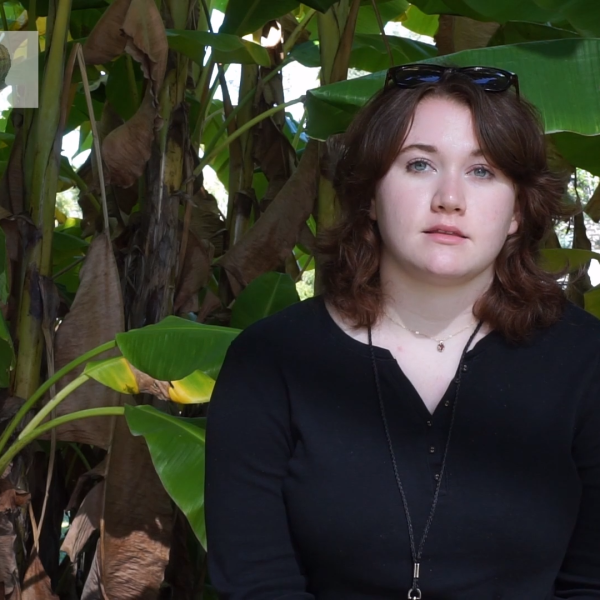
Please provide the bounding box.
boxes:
[426,420,432,427]
[429,446,435,454]
[462,364,468,372]
[434,474,440,481]
[444,400,450,407]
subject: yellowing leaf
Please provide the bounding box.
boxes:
[55,207,67,223]
[85,356,139,394]
[169,370,215,404]
[36,17,46,35]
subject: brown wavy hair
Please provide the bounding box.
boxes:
[318,70,569,343]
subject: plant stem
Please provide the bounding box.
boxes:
[76,45,109,233]
[52,255,85,281]
[0,3,9,31]
[0,407,125,477]
[18,373,90,440]
[66,164,102,213]
[14,0,73,401]
[282,8,317,55]
[292,108,307,149]
[0,340,116,456]
[68,441,91,471]
[200,57,292,162]
[196,97,304,175]
[370,0,394,67]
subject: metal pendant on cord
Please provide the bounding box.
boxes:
[368,320,483,599]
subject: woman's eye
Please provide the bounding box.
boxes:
[472,166,493,178]
[408,160,430,172]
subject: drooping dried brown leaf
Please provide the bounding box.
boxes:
[94,416,172,599]
[188,189,225,256]
[197,289,222,324]
[44,232,124,448]
[61,482,104,564]
[84,0,167,190]
[0,477,31,511]
[174,232,213,314]
[128,363,171,400]
[21,550,59,600]
[219,139,319,295]
[83,0,131,64]
[0,518,18,596]
[122,0,168,100]
[435,15,499,55]
[253,67,297,207]
[80,540,108,600]
[101,92,157,189]
[65,458,106,513]
[0,478,30,599]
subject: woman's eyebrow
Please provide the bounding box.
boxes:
[399,143,485,157]
[399,143,437,154]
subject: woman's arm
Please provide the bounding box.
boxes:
[205,330,315,600]
[553,366,600,598]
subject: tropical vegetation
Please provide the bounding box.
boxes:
[0,0,599,597]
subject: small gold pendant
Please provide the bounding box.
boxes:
[437,341,445,352]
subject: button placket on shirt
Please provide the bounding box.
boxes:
[425,360,470,490]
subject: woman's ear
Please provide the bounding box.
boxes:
[508,204,520,235]
[370,198,377,221]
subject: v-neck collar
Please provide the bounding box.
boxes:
[315,294,503,362]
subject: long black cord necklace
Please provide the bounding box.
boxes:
[367,320,483,599]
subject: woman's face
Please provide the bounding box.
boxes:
[371,96,519,288]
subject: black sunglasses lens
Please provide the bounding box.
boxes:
[386,65,517,94]
[460,68,512,91]
[391,66,445,87]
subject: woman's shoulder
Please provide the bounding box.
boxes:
[228,295,328,352]
[559,301,600,333]
[540,301,600,356]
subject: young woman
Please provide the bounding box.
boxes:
[204,65,600,599]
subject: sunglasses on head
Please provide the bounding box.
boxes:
[385,64,520,97]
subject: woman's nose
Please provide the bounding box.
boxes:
[431,173,466,214]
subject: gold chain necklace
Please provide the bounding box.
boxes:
[383,310,475,352]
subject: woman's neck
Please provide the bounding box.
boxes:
[380,267,492,335]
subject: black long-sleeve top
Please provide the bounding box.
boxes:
[205,295,600,599]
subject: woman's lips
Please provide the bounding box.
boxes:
[423,227,467,244]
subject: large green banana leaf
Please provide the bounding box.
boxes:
[355,0,409,34]
[166,30,271,68]
[412,0,600,37]
[21,0,106,17]
[539,248,600,273]
[305,38,600,173]
[231,272,300,330]
[411,0,556,23]
[488,22,581,46]
[584,286,600,319]
[542,0,600,40]
[411,0,456,15]
[116,317,240,381]
[402,4,439,37]
[292,34,436,71]
[125,405,208,548]
[221,0,340,37]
